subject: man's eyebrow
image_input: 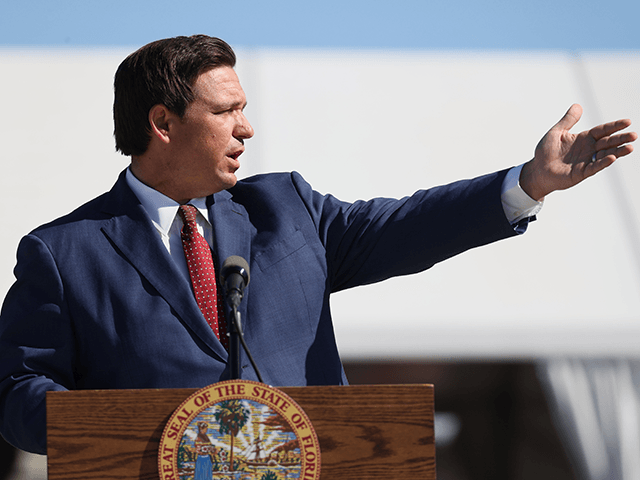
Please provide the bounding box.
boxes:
[212,99,248,110]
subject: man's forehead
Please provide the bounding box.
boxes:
[194,67,242,93]
[192,66,246,106]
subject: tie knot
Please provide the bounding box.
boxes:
[178,204,198,225]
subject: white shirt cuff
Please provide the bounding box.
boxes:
[501,164,544,224]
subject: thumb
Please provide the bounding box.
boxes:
[554,103,583,131]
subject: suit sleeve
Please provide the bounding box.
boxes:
[0,234,76,454]
[289,169,528,292]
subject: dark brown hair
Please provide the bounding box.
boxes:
[113,35,236,156]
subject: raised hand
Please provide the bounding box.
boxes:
[520,104,637,201]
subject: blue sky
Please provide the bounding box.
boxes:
[1,0,639,50]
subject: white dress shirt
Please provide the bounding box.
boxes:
[126,168,213,283]
[501,163,544,223]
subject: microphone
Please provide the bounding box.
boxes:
[221,255,250,309]
[221,255,263,383]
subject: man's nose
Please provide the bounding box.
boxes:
[236,113,254,139]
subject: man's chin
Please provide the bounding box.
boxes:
[216,172,238,192]
[225,172,238,187]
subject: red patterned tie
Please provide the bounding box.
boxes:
[178,204,228,349]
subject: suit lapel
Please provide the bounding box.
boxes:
[208,190,252,332]
[99,171,229,362]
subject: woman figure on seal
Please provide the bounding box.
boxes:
[194,421,214,480]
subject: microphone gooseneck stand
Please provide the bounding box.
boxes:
[222,256,264,383]
[227,304,263,383]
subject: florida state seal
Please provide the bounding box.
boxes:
[158,380,320,480]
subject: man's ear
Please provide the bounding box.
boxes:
[148,104,174,144]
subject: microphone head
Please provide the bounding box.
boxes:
[221,255,250,286]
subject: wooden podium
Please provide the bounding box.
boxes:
[47,384,435,479]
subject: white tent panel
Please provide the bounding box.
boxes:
[1,47,638,359]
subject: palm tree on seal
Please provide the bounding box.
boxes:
[214,400,249,472]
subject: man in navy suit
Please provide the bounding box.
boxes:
[0,35,636,454]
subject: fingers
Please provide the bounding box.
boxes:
[557,103,636,150]
[588,117,636,167]
[586,154,616,178]
[594,143,635,162]
[555,103,583,131]
[589,118,634,140]
[595,130,638,151]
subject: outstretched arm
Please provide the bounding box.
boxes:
[519,104,637,201]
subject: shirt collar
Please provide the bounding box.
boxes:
[125,167,211,235]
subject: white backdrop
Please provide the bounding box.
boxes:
[2,47,639,359]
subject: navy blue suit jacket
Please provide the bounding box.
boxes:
[0,169,522,453]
